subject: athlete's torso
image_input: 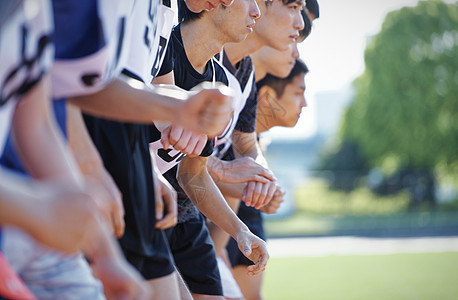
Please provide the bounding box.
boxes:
[0,0,53,156]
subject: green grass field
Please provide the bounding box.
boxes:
[262,252,458,300]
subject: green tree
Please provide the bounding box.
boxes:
[341,0,458,175]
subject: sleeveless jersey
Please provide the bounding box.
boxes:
[51,0,133,99]
[213,52,254,156]
[123,0,177,85]
[82,0,177,256]
[150,24,227,174]
[0,0,134,173]
[212,52,255,159]
[0,0,53,156]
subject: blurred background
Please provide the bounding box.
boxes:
[261,0,458,299]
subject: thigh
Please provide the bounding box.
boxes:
[146,271,182,300]
[167,215,223,296]
[216,257,244,300]
[122,229,175,280]
[232,265,263,300]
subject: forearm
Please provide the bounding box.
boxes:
[231,131,262,162]
[214,181,246,199]
[208,195,242,251]
[67,103,106,177]
[178,157,249,239]
[81,216,122,263]
[0,173,38,230]
[233,131,270,168]
[12,78,83,186]
[69,78,183,124]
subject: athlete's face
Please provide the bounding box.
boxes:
[257,43,299,78]
[276,73,306,127]
[212,0,260,43]
[254,0,304,51]
[186,0,234,12]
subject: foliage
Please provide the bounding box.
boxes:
[295,178,410,215]
[318,141,369,191]
[340,0,458,172]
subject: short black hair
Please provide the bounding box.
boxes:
[297,9,312,42]
[306,0,319,18]
[178,0,203,23]
[265,0,304,7]
[282,0,304,6]
[257,59,309,97]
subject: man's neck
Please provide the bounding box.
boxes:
[180,21,225,73]
[256,111,275,135]
[223,33,265,67]
[251,54,267,82]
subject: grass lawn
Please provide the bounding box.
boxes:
[262,252,458,300]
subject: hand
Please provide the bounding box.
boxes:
[208,156,276,184]
[153,169,178,230]
[236,230,269,276]
[242,180,277,209]
[92,254,153,300]
[260,186,285,214]
[28,186,101,254]
[84,175,125,238]
[160,125,208,157]
[179,83,234,137]
[98,170,125,237]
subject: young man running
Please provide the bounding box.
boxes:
[0,1,150,299]
[151,1,269,298]
[1,0,238,298]
[226,59,309,299]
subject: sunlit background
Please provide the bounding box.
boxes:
[261,0,458,299]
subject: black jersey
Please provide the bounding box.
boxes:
[158,24,229,89]
[151,23,230,170]
[83,0,176,257]
[221,52,257,134]
[213,51,257,161]
[153,24,229,222]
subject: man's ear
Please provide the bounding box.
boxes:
[257,85,277,106]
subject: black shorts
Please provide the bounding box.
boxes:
[122,229,175,280]
[165,213,223,296]
[226,202,265,267]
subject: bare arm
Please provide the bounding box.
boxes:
[11,76,83,186]
[69,77,234,137]
[207,195,241,255]
[0,169,98,254]
[67,103,125,237]
[232,130,268,166]
[220,130,277,208]
[214,181,246,199]
[177,155,269,275]
[7,77,151,299]
[207,155,275,184]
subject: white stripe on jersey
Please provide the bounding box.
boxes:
[149,139,185,174]
[51,46,111,99]
[124,0,177,86]
[50,0,134,99]
[213,57,254,154]
[0,0,53,155]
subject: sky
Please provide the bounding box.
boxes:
[265,0,453,141]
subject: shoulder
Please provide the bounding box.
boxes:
[0,0,53,102]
